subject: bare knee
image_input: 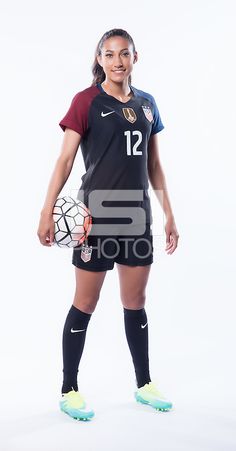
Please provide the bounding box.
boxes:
[73,267,106,314]
[73,293,100,314]
[121,292,146,310]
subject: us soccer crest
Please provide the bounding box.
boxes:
[122,107,137,123]
[81,238,92,262]
[142,105,153,123]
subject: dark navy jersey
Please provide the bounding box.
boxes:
[59,83,164,225]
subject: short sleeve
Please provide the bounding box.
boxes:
[150,95,165,135]
[59,92,88,137]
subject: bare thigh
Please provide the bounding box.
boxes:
[117,263,152,310]
[73,267,107,314]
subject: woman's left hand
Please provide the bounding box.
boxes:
[165,216,179,254]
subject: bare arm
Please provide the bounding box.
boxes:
[40,128,82,216]
[147,133,179,254]
[37,128,81,246]
[147,133,174,220]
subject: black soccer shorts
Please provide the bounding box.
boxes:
[72,222,154,271]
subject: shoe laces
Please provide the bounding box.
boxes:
[144,382,165,398]
[62,390,85,409]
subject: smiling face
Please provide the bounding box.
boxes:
[97,36,138,84]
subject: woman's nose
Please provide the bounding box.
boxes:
[113,55,123,67]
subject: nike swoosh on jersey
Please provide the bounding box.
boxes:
[71,328,86,333]
[141,322,148,329]
[101,111,115,117]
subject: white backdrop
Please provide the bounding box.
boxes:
[1,0,236,450]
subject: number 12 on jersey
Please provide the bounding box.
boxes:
[124,130,143,156]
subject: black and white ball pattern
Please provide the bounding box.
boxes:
[52,196,92,248]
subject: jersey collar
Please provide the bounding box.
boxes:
[96,82,135,104]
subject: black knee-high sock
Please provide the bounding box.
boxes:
[61,304,92,394]
[123,307,151,388]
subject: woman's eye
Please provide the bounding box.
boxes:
[122,52,130,56]
[105,54,112,58]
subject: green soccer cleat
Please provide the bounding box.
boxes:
[135,381,173,411]
[59,389,95,421]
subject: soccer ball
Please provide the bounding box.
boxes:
[52,196,92,248]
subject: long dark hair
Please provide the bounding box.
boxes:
[91,28,136,86]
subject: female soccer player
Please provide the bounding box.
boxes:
[37,28,179,421]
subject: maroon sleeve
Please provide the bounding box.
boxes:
[59,86,100,137]
[59,91,88,137]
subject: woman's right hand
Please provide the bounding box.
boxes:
[37,212,55,247]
